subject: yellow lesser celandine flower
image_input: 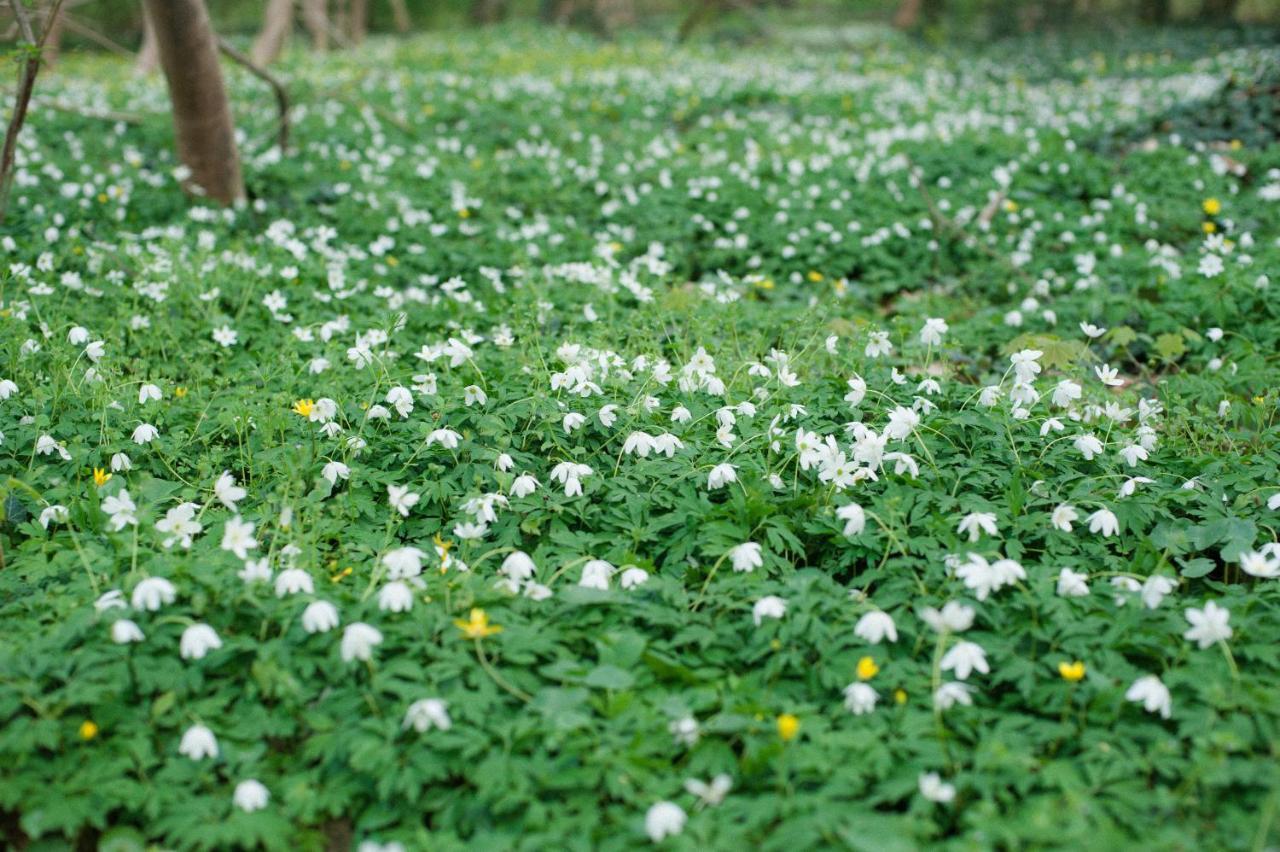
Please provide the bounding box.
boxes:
[806,270,824,283]
[1203,221,1216,234]
[856,656,880,681]
[93,468,111,487]
[292,398,315,418]
[330,566,352,584]
[79,720,98,741]
[776,713,799,741]
[174,386,188,398]
[1003,199,1019,213]
[455,608,502,639]
[1203,197,1221,216]
[433,532,453,556]
[894,688,908,705]
[1058,661,1086,682]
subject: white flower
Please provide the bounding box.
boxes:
[1087,508,1119,537]
[1239,549,1280,579]
[341,623,383,662]
[669,716,700,746]
[1183,601,1232,649]
[854,610,897,644]
[729,542,763,573]
[1141,575,1177,609]
[111,619,145,644]
[752,595,787,626]
[1056,568,1090,598]
[131,577,176,611]
[957,512,998,543]
[301,600,340,634]
[837,503,866,536]
[101,489,138,531]
[918,772,956,804]
[620,566,650,589]
[139,383,162,404]
[275,568,314,598]
[932,681,974,711]
[212,325,238,347]
[843,682,878,715]
[1125,675,1172,719]
[1080,322,1107,338]
[156,502,203,549]
[131,423,159,445]
[707,463,737,490]
[403,698,452,732]
[684,774,732,807]
[940,641,989,680]
[180,623,222,660]
[644,802,687,843]
[233,780,270,813]
[920,317,948,346]
[387,484,420,517]
[179,725,219,761]
[378,581,414,613]
[427,428,462,449]
[322,461,351,485]
[1051,504,1078,532]
[1074,433,1104,460]
[579,559,614,590]
[382,547,426,580]
[510,473,540,498]
[221,516,257,560]
[920,601,975,633]
[239,558,271,584]
[496,552,534,584]
[38,504,68,529]
[214,471,246,510]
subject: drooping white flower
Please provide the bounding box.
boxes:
[179,623,222,660]
[341,623,383,662]
[843,682,878,715]
[837,503,866,536]
[1056,567,1090,598]
[644,802,687,843]
[1051,504,1078,532]
[378,581,414,613]
[301,600,339,634]
[684,774,732,807]
[178,725,219,761]
[729,542,763,573]
[111,619,145,644]
[579,559,614,590]
[752,595,787,626]
[1125,675,1172,719]
[707,463,737,490]
[957,512,998,543]
[854,610,897,644]
[918,772,956,804]
[940,641,989,680]
[233,780,270,813]
[131,577,176,611]
[920,601,974,634]
[1087,508,1119,537]
[403,698,452,732]
[932,681,974,711]
[619,566,650,589]
[275,568,314,598]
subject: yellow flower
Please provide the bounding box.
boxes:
[330,566,352,584]
[856,656,880,681]
[292,398,315,418]
[433,532,453,555]
[93,468,111,487]
[1202,197,1221,216]
[776,713,799,741]
[386,256,399,267]
[455,608,502,639]
[894,688,907,705]
[1058,661,1086,682]
[174,386,188,399]
[806,270,824,283]
[1003,199,1019,213]
[1202,221,1216,234]
[458,208,471,219]
[79,720,99,741]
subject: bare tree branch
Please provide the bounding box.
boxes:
[0,0,66,222]
[217,36,290,152]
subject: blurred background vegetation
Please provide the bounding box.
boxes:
[5,0,1279,55]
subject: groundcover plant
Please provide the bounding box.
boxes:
[1,23,1279,852]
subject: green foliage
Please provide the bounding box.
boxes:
[0,24,1278,851]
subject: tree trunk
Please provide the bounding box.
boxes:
[41,1,65,68]
[135,3,159,74]
[389,0,411,31]
[470,0,509,24]
[1199,0,1239,21]
[300,0,328,50]
[251,0,293,66]
[347,0,367,44]
[893,0,922,29]
[1137,0,1170,24]
[143,0,244,204]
